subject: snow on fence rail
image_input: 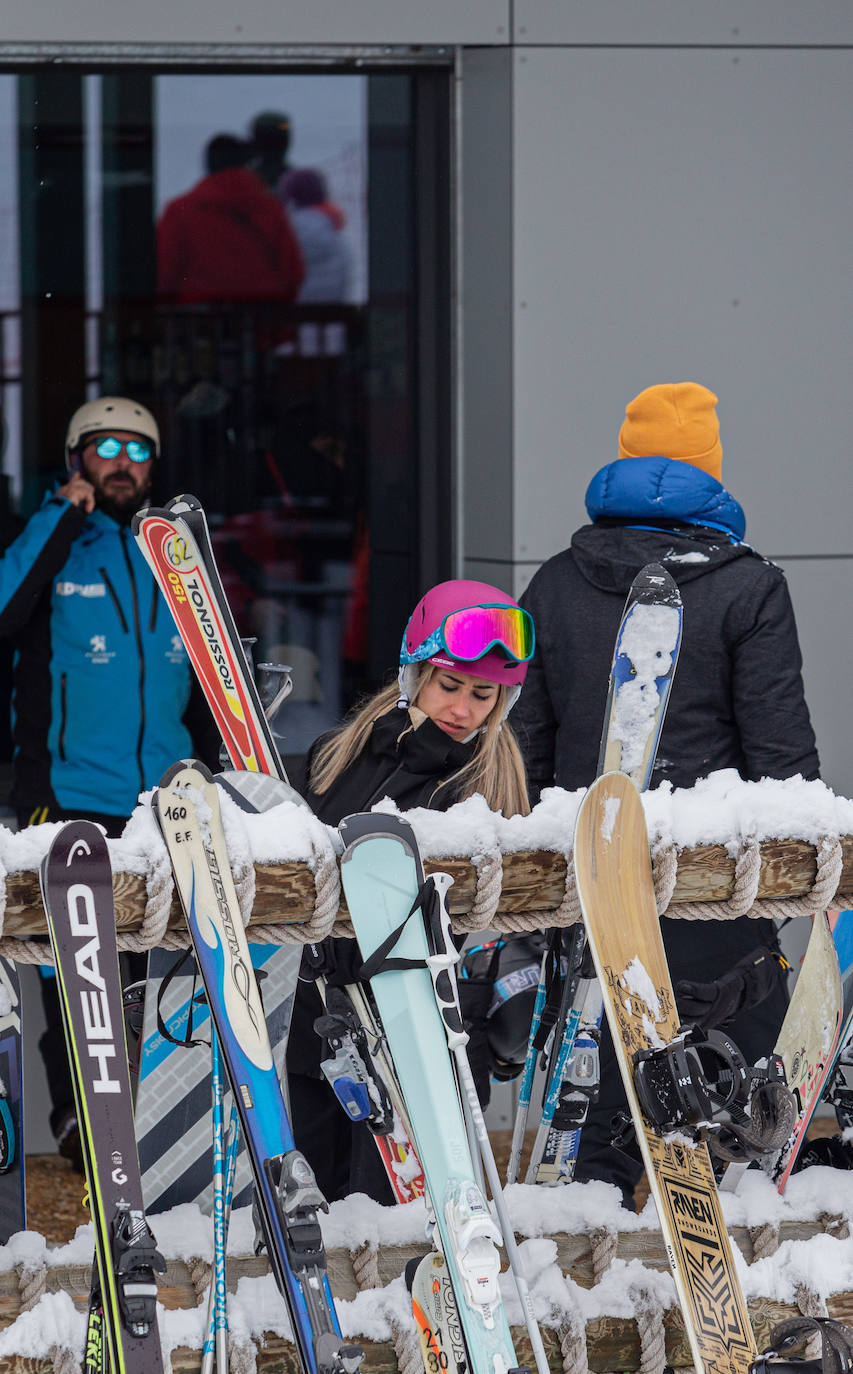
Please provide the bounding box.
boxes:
[0,772,851,957]
[0,1175,852,1372]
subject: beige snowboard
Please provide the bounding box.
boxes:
[574,771,757,1374]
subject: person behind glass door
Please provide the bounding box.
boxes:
[156,132,304,305]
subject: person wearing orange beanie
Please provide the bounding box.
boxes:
[512,380,819,1206]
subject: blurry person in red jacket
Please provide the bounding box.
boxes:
[157,133,304,304]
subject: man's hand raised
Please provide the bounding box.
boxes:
[57,472,95,513]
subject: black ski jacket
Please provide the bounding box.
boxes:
[287,706,478,1075]
[513,522,819,800]
[298,705,479,822]
[513,511,818,1001]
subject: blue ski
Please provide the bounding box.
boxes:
[155,760,362,1374]
[0,957,24,1242]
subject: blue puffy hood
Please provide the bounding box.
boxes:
[585,456,746,542]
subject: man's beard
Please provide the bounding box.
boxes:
[94,474,151,524]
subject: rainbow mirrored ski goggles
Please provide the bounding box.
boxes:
[400,603,535,666]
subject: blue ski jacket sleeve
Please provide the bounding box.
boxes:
[0,495,86,634]
[0,489,196,819]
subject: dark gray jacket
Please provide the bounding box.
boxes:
[514,521,819,800]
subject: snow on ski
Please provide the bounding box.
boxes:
[40,821,166,1374]
[519,563,682,1187]
[154,759,362,1374]
[596,562,683,786]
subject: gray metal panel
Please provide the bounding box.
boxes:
[462,559,516,596]
[776,557,853,794]
[0,0,510,47]
[460,49,515,574]
[513,0,853,46]
[511,47,853,564]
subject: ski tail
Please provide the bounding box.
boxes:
[132,497,287,779]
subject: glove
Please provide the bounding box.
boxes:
[675,946,784,1029]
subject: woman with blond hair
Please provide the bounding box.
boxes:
[288,579,535,1202]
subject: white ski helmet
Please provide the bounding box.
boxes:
[65,396,160,469]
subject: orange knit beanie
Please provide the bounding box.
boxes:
[617,382,723,482]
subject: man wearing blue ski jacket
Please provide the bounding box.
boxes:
[0,394,216,1161]
[513,381,819,1204]
[0,396,201,826]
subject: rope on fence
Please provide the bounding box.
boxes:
[0,826,845,958]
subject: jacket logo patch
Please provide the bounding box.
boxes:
[87,635,114,665]
[56,582,106,598]
[167,634,185,663]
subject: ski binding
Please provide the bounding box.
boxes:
[444,1181,503,1320]
[111,1205,167,1337]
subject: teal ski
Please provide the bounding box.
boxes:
[340,812,533,1374]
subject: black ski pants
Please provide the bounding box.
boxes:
[574,914,789,1207]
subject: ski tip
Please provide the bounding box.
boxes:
[157,757,214,792]
[339,812,417,852]
[631,561,681,603]
[167,493,204,514]
[42,817,110,869]
[131,504,172,533]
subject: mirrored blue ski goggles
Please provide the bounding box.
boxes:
[92,435,153,463]
[400,604,535,666]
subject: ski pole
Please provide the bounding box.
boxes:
[506,948,548,1184]
[203,1032,231,1374]
[423,873,551,1374]
[201,1103,239,1374]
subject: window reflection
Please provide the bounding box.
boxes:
[0,68,442,768]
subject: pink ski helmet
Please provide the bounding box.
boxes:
[398,579,534,716]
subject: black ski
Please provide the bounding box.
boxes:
[40,822,166,1374]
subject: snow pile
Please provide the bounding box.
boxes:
[0,1173,852,1359]
[0,771,849,880]
[642,771,853,855]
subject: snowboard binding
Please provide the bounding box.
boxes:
[633,1024,797,1163]
[751,1317,853,1374]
